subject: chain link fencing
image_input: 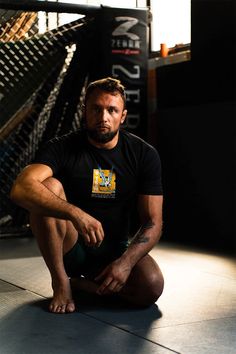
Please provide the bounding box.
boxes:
[0,5,97,236]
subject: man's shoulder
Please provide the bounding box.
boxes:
[120,129,144,144]
[120,129,155,151]
[47,130,85,147]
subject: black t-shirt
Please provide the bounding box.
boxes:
[34,130,162,243]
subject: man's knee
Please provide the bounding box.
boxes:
[42,177,65,198]
[142,271,164,306]
[135,256,164,307]
[123,263,164,308]
[30,177,66,224]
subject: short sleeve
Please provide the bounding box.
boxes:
[138,145,163,195]
[33,137,66,175]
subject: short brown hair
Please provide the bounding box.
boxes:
[85,77,126,108]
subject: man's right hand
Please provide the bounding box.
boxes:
[10,163,104,247]
[71,209,104,247]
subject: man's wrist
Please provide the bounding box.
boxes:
[68,204,83,223]
[120,250,136,269]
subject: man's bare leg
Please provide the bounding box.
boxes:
[71,254,164,308]
[30,178,164,311]
[30,177,78,314]
[118,254,164,307]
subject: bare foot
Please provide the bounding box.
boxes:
[49,278,75,314]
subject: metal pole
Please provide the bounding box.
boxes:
[0,0,101,15]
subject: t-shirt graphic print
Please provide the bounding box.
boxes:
[92,166,116,198]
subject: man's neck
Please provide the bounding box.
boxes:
[87,132,119,150]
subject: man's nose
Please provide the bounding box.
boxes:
[99,109,109,122]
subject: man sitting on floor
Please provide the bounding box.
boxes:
[10,77,164,313]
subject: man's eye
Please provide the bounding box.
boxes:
[94,107,101,113]
[108,107,117,114]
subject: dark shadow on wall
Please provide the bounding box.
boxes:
[153,0,235,254]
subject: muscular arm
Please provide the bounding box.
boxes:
[10,163,89,225]
[11,164,73,218]
[95,194,163,294]
[10,164,104,244]
[121,194,163,267]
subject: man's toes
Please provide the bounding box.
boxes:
[60,304,66,313]
[49,300,75,313]
[49,302,56,313]
[66,302,75,313]
[49,302,62,313]
[54,305,62,313]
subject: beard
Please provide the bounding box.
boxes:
[86,128,119,144]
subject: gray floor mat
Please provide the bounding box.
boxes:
[0,257,52,298]
[1,239,235,354]
[0,280,175,354]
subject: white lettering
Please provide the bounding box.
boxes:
[112,65,140,79]
[123,114,140,129]
[126,89,140,103]
[112,17,139,40]
[111,38,141,49]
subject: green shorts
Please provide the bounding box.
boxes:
[63,238,128,279]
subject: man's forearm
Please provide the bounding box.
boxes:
[121,219,162,268]
[11,177,104,245]
[10,178,78,221]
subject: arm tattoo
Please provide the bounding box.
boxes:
[132,220,155,244]
[141,220,155,231]
[133,234,149,244]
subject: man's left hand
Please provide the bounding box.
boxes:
[94,258,132,295]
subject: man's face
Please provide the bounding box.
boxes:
[84,88,127,144]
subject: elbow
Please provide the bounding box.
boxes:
[10,182,23,206]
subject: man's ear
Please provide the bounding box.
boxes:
[121,109,127,124]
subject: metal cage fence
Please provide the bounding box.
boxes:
[0,3,98,234]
